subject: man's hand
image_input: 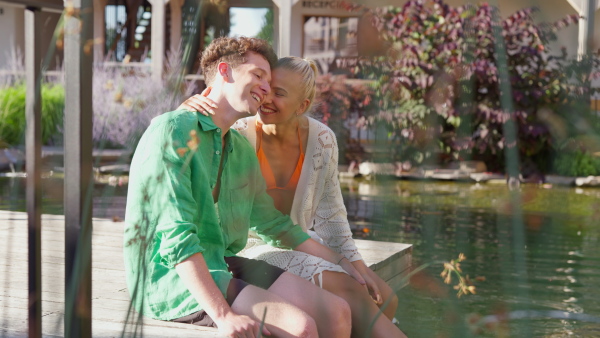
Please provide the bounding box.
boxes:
[174,254,271,337]
[214,312,271,338]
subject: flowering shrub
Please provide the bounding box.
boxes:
[0,48,197,150]
[92,54,197,149]
[313,74,374,163]
[344,0,599,174]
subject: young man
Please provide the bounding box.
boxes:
[124,37,362,338]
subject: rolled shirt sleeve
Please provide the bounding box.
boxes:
[157,221,205,268]
[151,118,207,268]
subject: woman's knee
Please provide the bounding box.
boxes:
[379,280,399,312]
[384,292,399,313]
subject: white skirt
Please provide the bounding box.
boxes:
[238,235,348,288]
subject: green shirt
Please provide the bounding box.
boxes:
[123,110,310,320]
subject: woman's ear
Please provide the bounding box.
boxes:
[297,99,311,116]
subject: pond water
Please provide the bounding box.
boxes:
[340,178,600,337]
[1,176,599,337]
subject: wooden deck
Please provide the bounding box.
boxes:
[0,210,412,337]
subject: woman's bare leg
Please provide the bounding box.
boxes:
[230,284,318,337]
[268,272,352,338]
[318,271,407,338]
[363,267,399,320]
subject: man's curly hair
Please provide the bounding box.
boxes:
[200,37,277,85]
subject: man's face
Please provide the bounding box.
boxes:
[225,52,272,116]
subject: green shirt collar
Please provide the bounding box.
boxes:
[197,113,234,153]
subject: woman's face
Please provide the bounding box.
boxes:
[257,67,308,125]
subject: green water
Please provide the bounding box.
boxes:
[1,176,599,337]
[340,178,600,337]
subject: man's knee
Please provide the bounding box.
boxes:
[328,294,352,331]
[290,313,318,338]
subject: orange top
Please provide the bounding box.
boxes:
[256,121,305,213]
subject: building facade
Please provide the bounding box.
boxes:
[0,0,598,77]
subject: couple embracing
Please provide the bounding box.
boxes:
[124,36,407,338]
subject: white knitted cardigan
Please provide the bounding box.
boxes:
[236,116,363,284]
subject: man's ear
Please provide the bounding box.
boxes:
[217,62,229,81]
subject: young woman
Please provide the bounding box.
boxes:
[180,57,406,338]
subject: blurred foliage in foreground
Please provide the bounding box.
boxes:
[315,0,600,177]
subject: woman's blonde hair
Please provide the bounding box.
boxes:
[275,57,319,115]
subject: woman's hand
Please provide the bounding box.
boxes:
[177,87,218,116]
[338,257,367,289]
[352,259,382,304]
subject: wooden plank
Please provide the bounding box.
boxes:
[0,287,129,305]
[0,268,127,289]
[0,211,412,337]
[0,254,128,272]
[1,238,123,255]
[355,240,412,271]
[0,210,126,234]
[0,223,126,240]
[386,268,412,292]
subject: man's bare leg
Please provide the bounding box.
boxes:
[230,284,318,337]
[268,272,352,338]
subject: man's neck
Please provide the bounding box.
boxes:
[206,93,249,136]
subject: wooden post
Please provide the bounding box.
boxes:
[150,0,166,81]
[63,0,94,335]
[25,6,42,338]
[584,0,596,55]
[170,0,184,55]
[568,0,598,59]
[93,0,108,62]
[271,0,299,57]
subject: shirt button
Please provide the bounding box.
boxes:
[217,128,221,133]
[215,150,220,155]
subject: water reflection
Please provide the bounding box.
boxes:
[341,179,600,337]
[0,176,127,219]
